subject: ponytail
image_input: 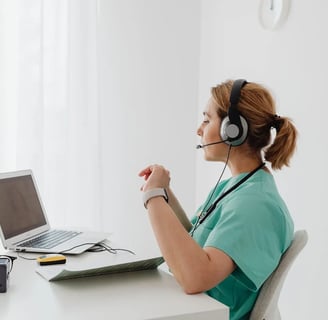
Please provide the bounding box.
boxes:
[264,116,298,170]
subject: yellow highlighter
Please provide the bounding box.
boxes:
[37,254,66,266]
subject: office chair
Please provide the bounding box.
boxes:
[249,229,308,320]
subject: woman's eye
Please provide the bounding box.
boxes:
[203,120,209,124]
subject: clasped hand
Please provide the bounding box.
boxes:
[138,164,170,192]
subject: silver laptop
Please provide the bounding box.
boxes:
[0,170,109,255]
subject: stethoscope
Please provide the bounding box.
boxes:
[190,162,265,237]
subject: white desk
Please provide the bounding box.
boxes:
[0,250,229,320]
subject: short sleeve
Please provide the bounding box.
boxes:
[204,193,289,291]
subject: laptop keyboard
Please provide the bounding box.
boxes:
[19,230,82,249]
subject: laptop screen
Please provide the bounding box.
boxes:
[0,174,47,239]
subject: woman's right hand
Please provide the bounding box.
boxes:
[138,164,171,192]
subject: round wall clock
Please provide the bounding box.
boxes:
[259,0,291,30]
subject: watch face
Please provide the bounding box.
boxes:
[259,0,290,30]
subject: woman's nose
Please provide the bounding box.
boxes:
[196,125,202,136]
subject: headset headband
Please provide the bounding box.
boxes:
[228,79,247,138]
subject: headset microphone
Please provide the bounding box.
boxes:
[196,140,227,149]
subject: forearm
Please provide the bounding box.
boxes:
[166,187,192,232]
[146,197,216,293]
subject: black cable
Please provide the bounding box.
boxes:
[190,145,232,237]
[94,242,136,255]
[198,162,265,225]
[190,150,265,235]
[16,241,135,262]
[59,242,104,254]
[17,252,37,261]
[0,255,17,272]
[60,242,135,255]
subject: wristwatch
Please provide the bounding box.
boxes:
[143,188,168,209]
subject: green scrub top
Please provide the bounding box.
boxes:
[190,169,294,320]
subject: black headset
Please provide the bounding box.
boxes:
[220,79,248,146]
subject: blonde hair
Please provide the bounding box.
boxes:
[211,80,298,170]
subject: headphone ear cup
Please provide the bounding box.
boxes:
[220,115,248,146]
[220,116,232,142]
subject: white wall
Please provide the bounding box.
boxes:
[97,0,201,251]
[197,1,327,318]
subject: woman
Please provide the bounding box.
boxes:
[138,79,297,320]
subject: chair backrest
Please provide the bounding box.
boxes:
[249,230,308,320]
